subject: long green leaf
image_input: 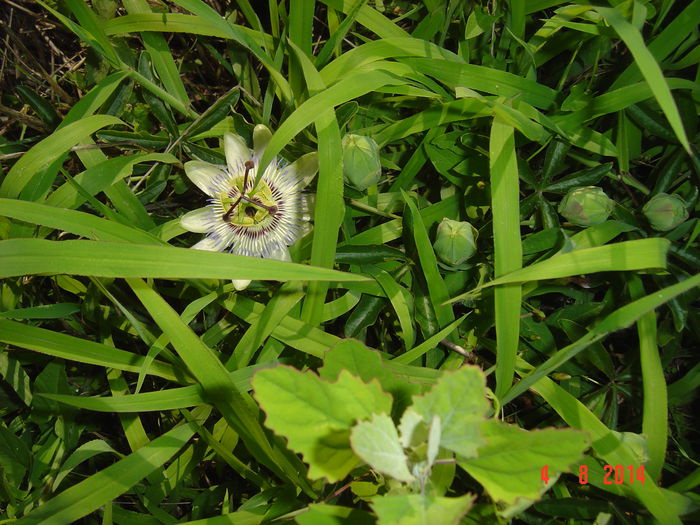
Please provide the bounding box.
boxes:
[288,42,344,327]
[629,275,667,481]
[0,239,369,282]
[14,423,196,525]
[0,199,162,245]
[0,115,122,199]
[503,273,700,404]
[594,6,691,153]
[122,0,190,108]
[126,278,312,492]
[448,239,670,303]
[490,118,522,399]
[0,319,180,381]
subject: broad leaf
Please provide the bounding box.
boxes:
[350,414,413,482]
[410,366,489,458]
[320,339,419,414]
[371,494,473,525]
[459,420,590,504]
[253,367,392,481]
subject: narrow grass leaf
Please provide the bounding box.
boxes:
[126,278,312,491]
[0,319,180,381]
[319,0,409,39]
[45,153,178,210]
[628,275,667,481]
[449,239,670,302]
[40,366,271,414]
[0,115,122,199]
[503,273,700,404]
[0,199,162,245]
[288,42,345,327]
[489,118,522,399]
[363,266,415,349]
[401,191,454,331]
[14,423,196,525]
[122,0,190,107]
[0,239,368,282]
[226,282,304,370]
[594,6,691,154]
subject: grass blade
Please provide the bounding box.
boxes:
[14,423,196,525]
[594,6,691,154]
[0,115,122,199]
[0,239,369,282]
[490,118,522,399]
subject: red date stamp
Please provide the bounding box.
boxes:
[541,465,645,485]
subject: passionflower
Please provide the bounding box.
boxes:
[180,125,317,290]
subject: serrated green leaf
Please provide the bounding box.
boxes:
[319,339,419,415]
[459,420,590,504]
[350,414,413,482]
[370,493,473,525]
[410,366,489,458]
[253,367,392,481]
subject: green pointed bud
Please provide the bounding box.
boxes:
[342,134,381,190]
[642,193,688,231]
[558,186,613,226]
[433,218,478,266]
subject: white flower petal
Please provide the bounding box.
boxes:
[232,279,252,291]
[224,133,252,171]
[299,194,314,222]
[253,124,272,160]
[185,161,223,197]
[288,152,319,189]
[192,236,228,252]
[180,207,213,233]
[268,245,292,262]
[299,220,313,237]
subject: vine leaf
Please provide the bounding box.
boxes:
[253,366,392,482]
[410,366,489,458]
[459,420,590,504]
[350,413,414,482]
[371,493,474,525]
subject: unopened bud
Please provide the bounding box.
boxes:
[558,186,613,226]
[642,193,688,231]
[342,134,381,190]
[433,218,477,266]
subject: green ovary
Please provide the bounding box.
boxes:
[220,177,277,226]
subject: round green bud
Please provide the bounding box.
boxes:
[642,193,688,231]
[558,186,613,226]
[433,218,478,266]
[342,134,381,190]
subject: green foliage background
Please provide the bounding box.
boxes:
[0,0,698,523]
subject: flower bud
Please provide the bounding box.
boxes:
[342,134,381,190]
[558,186,613,226]
[642,193,688,231]
[433,218,477,266]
